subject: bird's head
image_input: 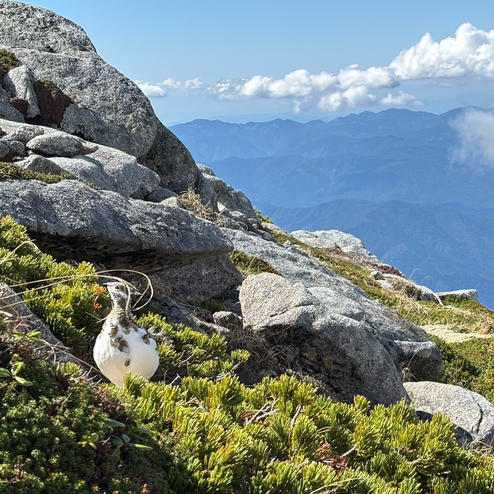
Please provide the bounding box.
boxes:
[104,282,136,307]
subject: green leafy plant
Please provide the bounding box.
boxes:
[0,216,109,356]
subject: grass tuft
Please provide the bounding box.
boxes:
[229,249,280,277]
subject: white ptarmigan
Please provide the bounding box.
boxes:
[93,282,159,386]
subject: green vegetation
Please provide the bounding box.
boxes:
[270,230,494,334]
[0,49,20,78]
[229,250,280,277]
[0,343,173,494]
[139,313,249,382]
[1,334,493,493]
[255,209,273,224]
[195,297,227,314]
[431,336,494,402]
[0,216,108,355]
[0,162,72,184]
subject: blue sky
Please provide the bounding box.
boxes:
[28,0,494,124]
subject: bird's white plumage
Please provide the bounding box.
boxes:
[93,282,159,386]
[93,325,159,386]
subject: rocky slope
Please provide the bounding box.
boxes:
[0,4,493,491]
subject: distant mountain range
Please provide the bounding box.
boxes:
[171,108,494,308]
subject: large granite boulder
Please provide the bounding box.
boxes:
[0,0,198,192]
[239,273,407,405]
[224,228,443,381]
[0,179,240,300]
[404,381,494,450]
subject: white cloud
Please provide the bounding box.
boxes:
[380,90,423,106]
[450,108,494,168]
[161,78,181,88]
[211,23,493,112]
[390,23,494,79]
[134,77,203,98]
[184,77,203,89]
[318,86,377,111]
[135,81,167,98]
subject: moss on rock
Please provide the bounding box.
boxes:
[0,161,72,184]
[0,49,20,79]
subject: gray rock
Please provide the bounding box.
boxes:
[5,139,25,157]
[50,145,161,198]
[2,65,40,118]
[160,196,183,209]
[197,163,216,176]
[240,273,408,405]
[0,179,231,266]
[197,171,258,228]
[374,273,442,304]
[0,0,199,192]
[0,179,239,302]
[404,381,494,449]
[0,86,23,122]
[26,132,94,157]
[2,120,160,198]
[224,228,443,381]
[1,122,44,142]
[0,1,95,53]
[155,252,242,302]
[291,229,381,263]
[16,154,64,174]
[437,289,478,302]
[0,140,9,159]
[147,186,177,202]
[212,311,243,331]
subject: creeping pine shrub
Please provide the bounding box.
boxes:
[0,342,173,494]
[138,313,249,382]
[120,373,494,494]
[0,216,109,356]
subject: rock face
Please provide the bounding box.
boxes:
[2,65,40,119]
[1,120,161,199]
[291,229,381,263]
[0,179,240,300]
[225,228,443,382]
[26,132,96,157]
[240,273,407,404]
[0,0,198,192]
[370,271,442,304]
[196,164,258,230]
[404,381,494,449]
[437,289,478,302]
